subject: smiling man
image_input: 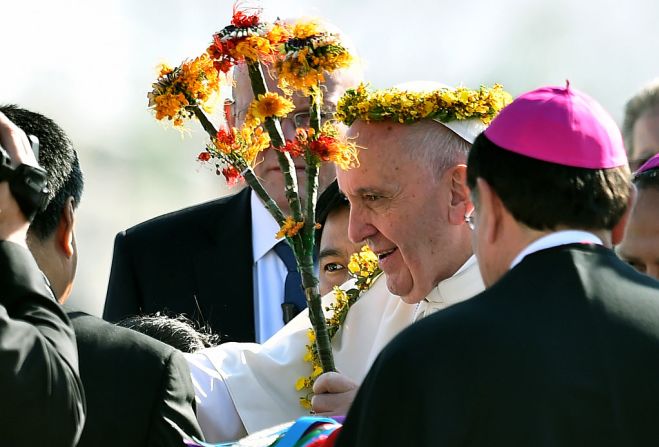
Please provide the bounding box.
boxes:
[182,82,504,442]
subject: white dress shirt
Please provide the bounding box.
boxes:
[510,230,603,270]
[251,190,288,343]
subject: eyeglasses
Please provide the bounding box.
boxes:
[286,111,335,128]
[464,210,476,230]
[233,109,335,128]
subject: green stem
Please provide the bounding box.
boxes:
[304,86,334,372]
[247,63,334,372]
[192,105,287,225]
[242,167,287,226]
[247,62,303,222]
[192,106,219,139]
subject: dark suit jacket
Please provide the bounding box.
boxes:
[68,311,203,447]
[0,241,85,446]
[338,244,659,447]
[103,188,255,342]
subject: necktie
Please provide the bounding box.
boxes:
[273,240,307,324]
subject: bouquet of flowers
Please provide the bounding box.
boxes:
[147,3,357,372]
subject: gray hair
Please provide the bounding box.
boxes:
[623,78,659,155]
[413,120,472,181]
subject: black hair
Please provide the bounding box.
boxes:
[116,312,221,353]
[0,105,83,240]
[315,180,349,243]
[467,133,631,231]
[633,168,659,191]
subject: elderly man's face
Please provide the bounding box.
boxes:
[231,66,356,212]
[337,120,470,303]
[618,187,659,280]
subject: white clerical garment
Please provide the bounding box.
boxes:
[186,256,484,442]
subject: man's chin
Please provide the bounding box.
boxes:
[385,276,427,304]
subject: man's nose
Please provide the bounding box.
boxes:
[280,116,298,142]
[348,206,377,244]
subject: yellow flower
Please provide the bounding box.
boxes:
[276,216,304,239]
[336,83,512,126]
[311,365,323,378]
[276,21,354,96]
[148,53,222,127]
[246,92,295,125]
[267,22,291,44]
[299,397,312,410]
[307,328,316,343]
[295,377,308,391]
[293,21,321,39]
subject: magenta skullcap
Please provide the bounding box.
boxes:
[484,82,627,169]
[636,152,659,174]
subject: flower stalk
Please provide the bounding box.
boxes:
[192,104,287,226]
[247,61,335,372]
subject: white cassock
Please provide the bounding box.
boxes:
[186,255,484,442]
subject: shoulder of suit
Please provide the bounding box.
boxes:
[119,188,250,240]
[69,312,179,362]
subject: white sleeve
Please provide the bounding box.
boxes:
[185,352,247,443]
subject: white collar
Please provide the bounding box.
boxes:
[250,190,281,263]
[414,255,484,320]
[510,230,603,270]
[425,255,483,305]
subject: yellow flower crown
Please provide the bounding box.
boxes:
[335,83,512,126]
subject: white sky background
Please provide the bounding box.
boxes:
[2,0,659,315]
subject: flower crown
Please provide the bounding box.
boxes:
[335,83,513,126]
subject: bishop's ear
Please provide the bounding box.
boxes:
[611,185,636,246]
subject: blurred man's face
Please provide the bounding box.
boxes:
[318,206,362,296]
[231,66,356,213]
[338,120,468,304]
[631,111,659,171]
[618,187,659,280]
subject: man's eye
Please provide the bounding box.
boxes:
[363,194,381,202]
[324,262,346,273]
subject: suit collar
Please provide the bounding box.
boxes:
[510,230,603,270]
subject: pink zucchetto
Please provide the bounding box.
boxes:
[484,82,627,169]
[636,152,659,174]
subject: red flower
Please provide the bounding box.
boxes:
[216,128,236,145]
[279,139,304,158]
[197,151,211,162]
[231,11,260,28]
[220,166,243,187]
[214,59,233,74]
[309,136,340,161]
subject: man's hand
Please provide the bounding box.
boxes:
[0,112,37,246]
[311,371,359,416]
